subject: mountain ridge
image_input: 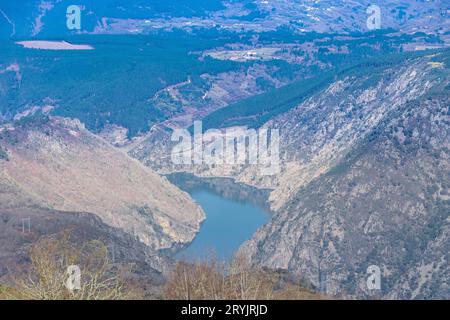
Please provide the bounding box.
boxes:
[239,51,450,299]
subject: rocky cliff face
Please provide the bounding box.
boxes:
[262,54,446,210]
[239,53,450,299]
[0,116,204,251]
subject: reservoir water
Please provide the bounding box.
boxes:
[167,173,271,261]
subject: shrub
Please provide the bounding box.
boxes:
[164,254,324,300]
[0,232,141,300]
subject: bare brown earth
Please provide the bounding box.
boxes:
[0,116,204,251]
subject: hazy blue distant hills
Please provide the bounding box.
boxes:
[1,0,448,38]
[0,0,224,38]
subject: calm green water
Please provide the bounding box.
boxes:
[168,174,271,261]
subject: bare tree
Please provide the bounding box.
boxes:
[1,231,141,300]
[164,254,325,300]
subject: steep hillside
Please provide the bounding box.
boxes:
[129,50,449,298]
[0,207,168,298]
[0,115,204,250]
[131,51,448,209]
[1,0,448,37]
[240,53,449,299]
[263,52,449,210]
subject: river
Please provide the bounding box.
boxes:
[167,173,271,261]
